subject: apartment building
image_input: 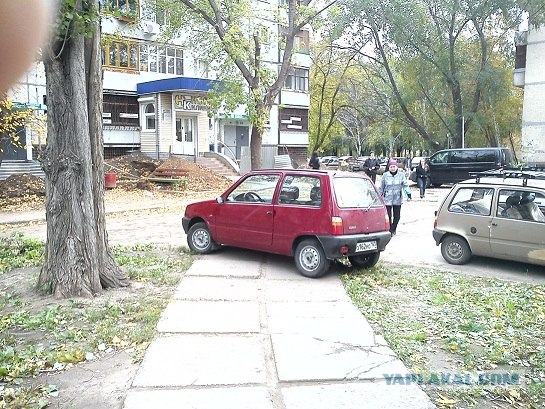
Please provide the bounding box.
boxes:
[514,25,545,166]
[8,0,311,171]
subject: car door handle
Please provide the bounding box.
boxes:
[491,222,497,226]
[266,210,273,215]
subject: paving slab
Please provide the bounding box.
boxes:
[187,257,262,278]
[124,387,274,409]
[267,302,375,345]
[265,278,351,302]
[132,334,267,387]
[281,383,435,409]
[157,300,261,333]
[173,276,260,301]
[271,334,408,382]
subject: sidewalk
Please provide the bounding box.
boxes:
[122,249,435,409]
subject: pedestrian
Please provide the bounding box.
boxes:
[415,158,429,199]
[379,159,411,235]
[309,151,320,169]
[363,151,380,183]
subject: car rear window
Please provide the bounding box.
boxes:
[333,177,382,208]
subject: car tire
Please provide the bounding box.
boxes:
[441,235,472,265]
[294,239,331,278]
[187,222,218,254]
[348,252,380,269]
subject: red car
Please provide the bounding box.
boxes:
[182,169,392,278]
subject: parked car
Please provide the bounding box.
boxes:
[433,168,545,267]
[410,156,429,170]
[183,169,392,278]
[428,147,513,187]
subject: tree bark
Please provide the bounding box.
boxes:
[38,0,129,298]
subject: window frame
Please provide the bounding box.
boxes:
[142,103,156,131]
[102,40,139,70]
[140,43,184,75]
[284,66,309,92]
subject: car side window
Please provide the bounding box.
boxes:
[498,189,545,222]
[448,187,494,215]
[226,174,280,203]
[278,175,321,206]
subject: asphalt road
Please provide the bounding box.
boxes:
[2,186,545,284]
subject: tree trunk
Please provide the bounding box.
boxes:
[38,1,129,298]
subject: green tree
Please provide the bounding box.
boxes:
[39,0,129,297]
[0,97,32,163]
[335,0,541,150]
[309,42,355,154]
[160,0,336,169]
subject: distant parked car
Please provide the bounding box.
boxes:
[433,168,545,267]
[427,147,513,187]
[183,169,392,278]
[410,156,429,170]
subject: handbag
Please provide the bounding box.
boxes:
[409,171,417,183]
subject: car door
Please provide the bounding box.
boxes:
[214,173,280,251]
[490,189,545,264]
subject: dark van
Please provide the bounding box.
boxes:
[428,147,513,187]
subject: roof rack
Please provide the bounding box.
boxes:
[469,168,545,186]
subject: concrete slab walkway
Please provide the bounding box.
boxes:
[122,248,435,409]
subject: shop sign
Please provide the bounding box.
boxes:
[173,94,208,111]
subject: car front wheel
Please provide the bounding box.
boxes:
[294,239,331,278]
[441,235,472,265]
[349,252,380,269]
[187,222,218,254]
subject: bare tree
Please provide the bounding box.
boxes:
[38,0,129,297]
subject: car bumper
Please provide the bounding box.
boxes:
[432,229,446,245]
[182,216,191,233]
[317,231,392,259]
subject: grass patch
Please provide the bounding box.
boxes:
[342,265,545,408]
[0,236,193,408]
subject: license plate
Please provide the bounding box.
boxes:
[356,241,377,252]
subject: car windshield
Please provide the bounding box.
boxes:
[333,177,382,208]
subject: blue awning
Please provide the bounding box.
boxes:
[137,77,220,95]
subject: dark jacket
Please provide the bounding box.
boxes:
[415,164,429,180]
[309,155,320,169]
[363,157,380,175]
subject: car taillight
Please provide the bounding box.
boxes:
[332,216,343,235]
[434,216,438,229]
[385,213,390,230]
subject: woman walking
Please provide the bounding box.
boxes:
[415,158,429,199]
[379,159,411,235]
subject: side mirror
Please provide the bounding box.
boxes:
[216,197,224,204]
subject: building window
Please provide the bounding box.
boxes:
[279,27,310,54]
[284,67,309,92]
[515,45,526,69]
[143,103,156,131]
[279,108,308,132]
[100,0,139,19]
[102,40,139,70]
[103,95,139,126]
[141,0,167,24]
[140,44,183,75]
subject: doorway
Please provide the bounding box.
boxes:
[174,116,195,155]
[224,125,249,159]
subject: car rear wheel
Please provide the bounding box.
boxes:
[441,235,472,265]
[349,252,380,269]
[187,222,218,254]
[294,239,330,278]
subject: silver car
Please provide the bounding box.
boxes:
[432,169,545,266]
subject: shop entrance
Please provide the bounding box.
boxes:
[173,116,195,155]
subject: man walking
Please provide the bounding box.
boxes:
[364,151,380,183]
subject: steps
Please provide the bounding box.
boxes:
[196,156,239,178]
[0,160,45,181]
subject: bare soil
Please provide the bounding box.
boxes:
[0,153,233,212]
